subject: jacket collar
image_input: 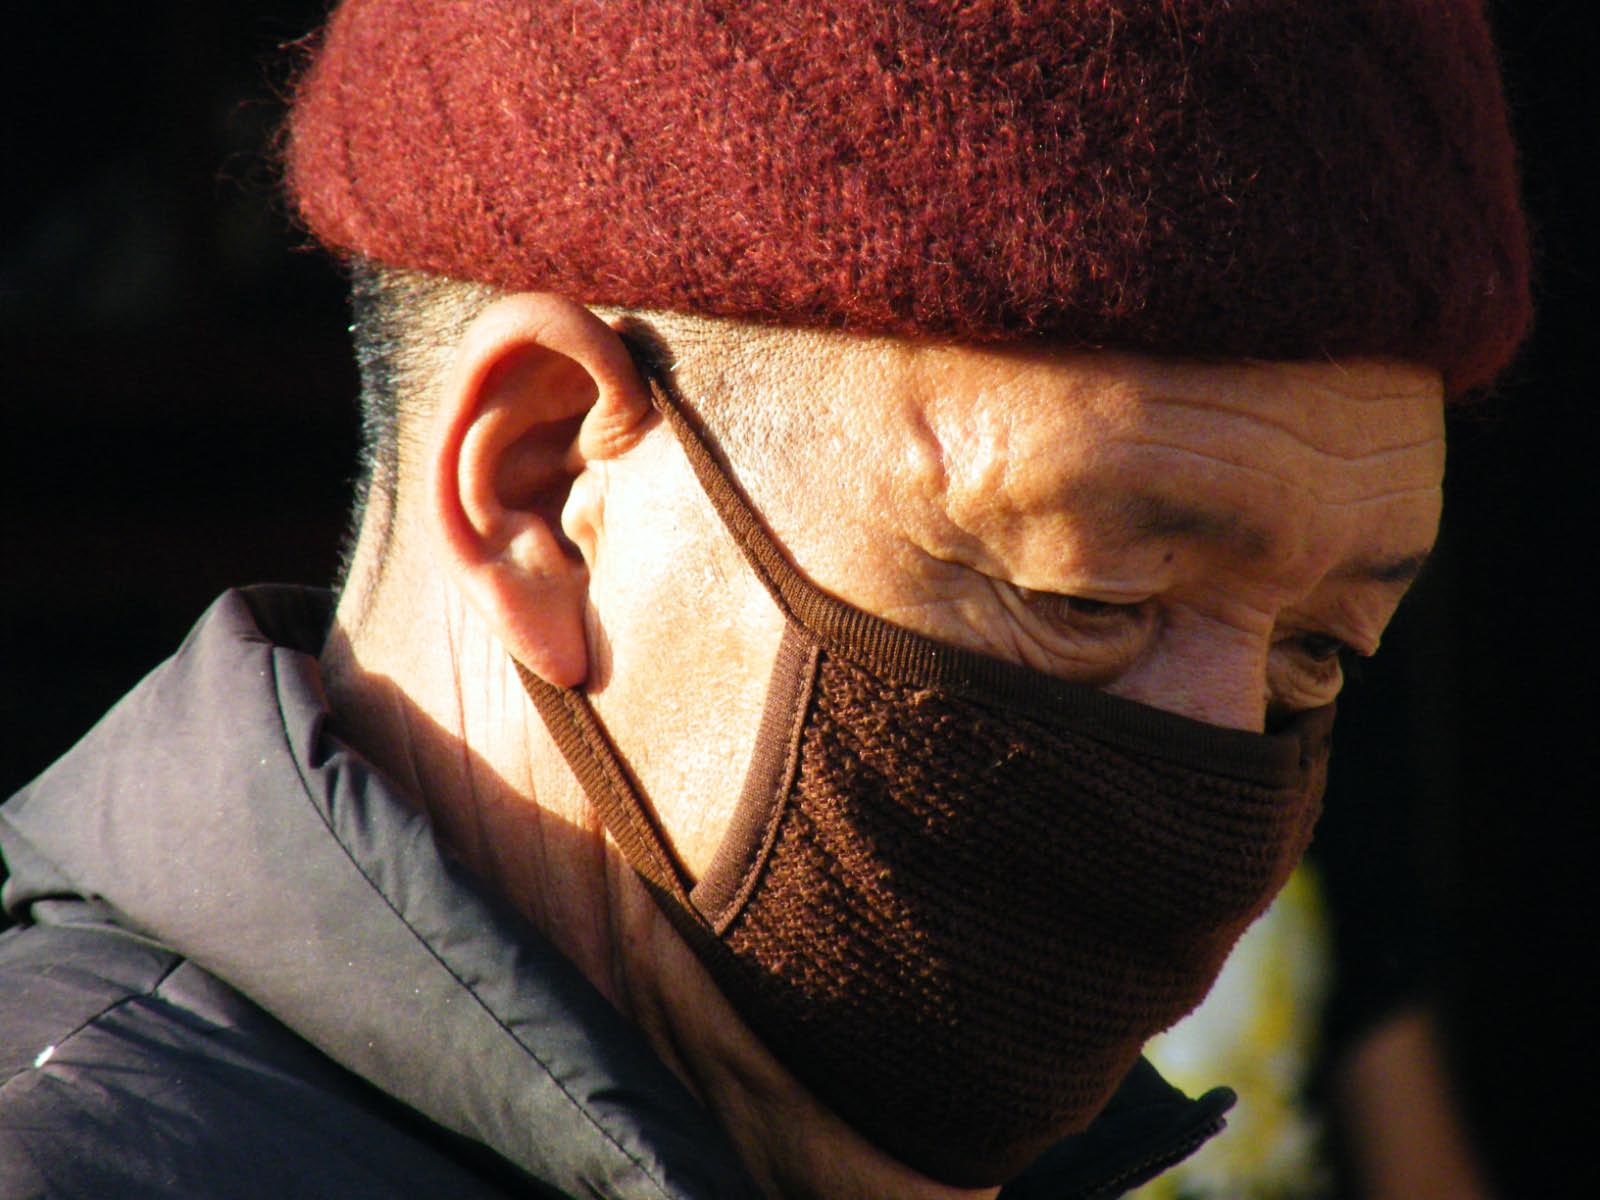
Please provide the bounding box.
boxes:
[1,586,1229,1199]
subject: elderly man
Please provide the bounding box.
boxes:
[0,2,1528,1197]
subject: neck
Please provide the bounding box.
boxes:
[319,573,630,1010]
[320,568,1001,1200]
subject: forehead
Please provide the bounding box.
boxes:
[741,333,1445,598]
[935,351,1437,529]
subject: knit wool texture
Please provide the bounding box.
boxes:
[712,650,1328,1184]
[287,0,1529,394]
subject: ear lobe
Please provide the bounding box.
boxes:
[429,293,652,687]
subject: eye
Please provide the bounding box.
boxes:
[1056,595,1130,618]
[1017,588,1148,629]
[1296,633,1350,664]
[989,583,1152,674]
[1267,625,1369,714]
[982,581,1159,681]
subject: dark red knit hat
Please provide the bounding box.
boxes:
[286,0,1531,394]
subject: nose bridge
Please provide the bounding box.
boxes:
[1106,612,1271,733]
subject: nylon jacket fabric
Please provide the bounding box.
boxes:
[0,587,1232,1198]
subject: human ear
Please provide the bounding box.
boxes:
[428,292,653,686]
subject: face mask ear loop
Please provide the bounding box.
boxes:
[516,658,779,995]
[509,368,837,987]
[514,663,695,904]
[642,376,959,685]
[645,376,816,629]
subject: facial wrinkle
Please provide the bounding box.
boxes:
[1107,435,1437,512]
[1137,391,1445,461]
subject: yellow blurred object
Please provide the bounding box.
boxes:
[1132,865,1332,1199]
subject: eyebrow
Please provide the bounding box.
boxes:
[1104,490,1432,586]
[1332,550,1433,587]
[1116,492,1273,557]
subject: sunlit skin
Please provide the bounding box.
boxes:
[323,294,1444,1200]
[580,334,1443,878]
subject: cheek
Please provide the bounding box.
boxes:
[585,451,787,880]
[1103,603,1276,731]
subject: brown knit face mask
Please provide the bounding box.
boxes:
[519,376,1334,1188]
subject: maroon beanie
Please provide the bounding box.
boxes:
[286,0,1531,394]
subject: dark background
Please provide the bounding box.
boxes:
[2,4,1592,1195]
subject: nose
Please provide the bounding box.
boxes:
[1104,620,1269,732]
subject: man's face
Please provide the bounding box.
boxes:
[580,333,1445,876]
